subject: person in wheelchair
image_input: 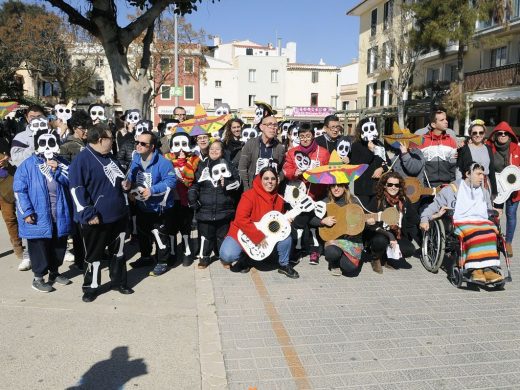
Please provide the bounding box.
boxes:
[420,162,504,284]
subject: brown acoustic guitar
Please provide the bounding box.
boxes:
[319,203,400,241]
[404,177,442,203]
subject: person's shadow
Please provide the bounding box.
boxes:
[66,346,147,389]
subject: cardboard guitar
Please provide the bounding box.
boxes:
[404,177,442,203]
[495,165,520,204]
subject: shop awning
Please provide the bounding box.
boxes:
[468,89,520,103]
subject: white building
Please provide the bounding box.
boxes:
[200,55,239,113]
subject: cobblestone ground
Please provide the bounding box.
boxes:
[210,239,520,390]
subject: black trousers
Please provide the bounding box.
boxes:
[290,211,321,254]
[27,226,67,278]
[366,232,415,260]
[169,203,193,236]
[80,217,128,293]
[136,207,171,264]
[72,222,85,267]
[324,245,358,273]
[197,219,230,258]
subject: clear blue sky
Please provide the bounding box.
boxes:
[184,0,361,66]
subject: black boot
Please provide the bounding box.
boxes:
[109,255,134,294]
[230,256,250,273]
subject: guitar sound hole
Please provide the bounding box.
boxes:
[507,174,516,184]
[292,188,299,198]
[406,186,413,195]
[268,221,280,233]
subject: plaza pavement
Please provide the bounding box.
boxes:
[2,214,520,390]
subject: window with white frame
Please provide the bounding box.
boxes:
[248,69,256,82]
[383,0,393,30]
[214,98,222,108]
[310,93,318,107]
[380,80,393,106]
[366,83,377,108]
[271,69,278,83]
[382,42,393,68]
[312,71,319,83]
[95,80,105,95]
[270,95,278,108]
[96,58,104,67]
[367,46,378,74]
[371,8,377,36]
[426,68,440,83]
[490,46,507,68]
[248,95,256,106]
[161,85,171,100]
[184,85,194,100]
[215,80,222,88]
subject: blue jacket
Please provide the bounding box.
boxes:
[13,155,72,239]
[127,149,176,213]
[69,145,128,224]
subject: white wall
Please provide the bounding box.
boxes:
[200,56,239,110]
[285,67,339,108]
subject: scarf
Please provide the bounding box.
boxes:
[298,140,318,155]
[383,193,403,239]
[494,140,510,173]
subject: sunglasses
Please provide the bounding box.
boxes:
[385,182,400,188]
[497,131,509,137]
[471,131,485,136]
[134,141,150,147]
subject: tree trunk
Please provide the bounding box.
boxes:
[454,43,465,135]
[397,99,406,129]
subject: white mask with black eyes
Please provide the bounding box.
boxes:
[89,105,106,122]
[55,104,72,122]
[211,162,231,183]
[240,127,258,143]
[37,133,59,159]
[211,130,221,140]
[170,135,191,153]
[361,121,378,142]
[281,121,293,141]
[254,107,264,125]
[135,121,151,138]
[336,138,351,159]
[29,117,49,134]
[126,110,141,124]
[291,128,300,147]
[294,151,311,171]
[314,127,324,137]
[164,122,177,136]
[215,103,230,116]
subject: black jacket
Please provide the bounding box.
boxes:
[350,140,387,197]
[117,133,135,171]
[188,158,240,222]
[366,196,419,242]
[457,142,497,196]
[224,138,243,168]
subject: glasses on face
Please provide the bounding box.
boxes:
[101,136,113,141]
[329,125,342,130]
[386,182,400,188]
[197,135,209,141]
[299,134,313,141]
[471,131,485,136]
[497,131,509,137]
[262,122,278,128]
[331,184,344,189]
[135,141,150,147]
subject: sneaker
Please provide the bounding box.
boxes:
[309,252,319,265]
[63,251,75,262]
[330,268,342,276]
[198,257,211,269]
[483,269,504,283]
[230,260,250,273]
[18,257,31,271]
[278,265,299,279]
[32,278,54,293]
[82,291,97,302]
[182,255,193,267]
[48,273,71,285]
[470,269,486,283]
[130,257,154,268]
[149,263,168,276]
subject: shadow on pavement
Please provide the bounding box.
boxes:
[66,346,147,389]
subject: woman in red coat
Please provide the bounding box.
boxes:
[220,166,298,278]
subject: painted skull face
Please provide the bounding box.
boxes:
[254,107,264,125]
[135,120,152,138]
[54,104,72,122]
[215,103,230,116]
[314,127,325,137]
[29,117,49,134]
[294,151,311,171]
[361,121,378,142]
[170,135,191,154]
[291,127,300,147]
[89,105,106,122]
[240,126,258,143]
[280,121,293,141]
[211,162,231,182]
[126,109,141,124]
[36,132,59,159]
[336,137,351,159]
[164,122,178,136]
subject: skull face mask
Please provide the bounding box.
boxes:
[336,137,351,159]
[215,103,230,116]
[290,127,300,147]
[314,127,325,137]
[135,120,152,138]
[29,117,49,134]
[170,134,191,154]
[280,121,293,142]
[35,131,59,159]
[54,104,72,122]
[294,151,311,171]
[254,107,265,125]
[89,105,106,122]
[360,121,378,142]
[164,121,178,136]
[211,162,231,183]
[240,126,258,143]
[125,109,141,125]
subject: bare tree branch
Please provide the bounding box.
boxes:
[121,0,172,47]
[46,0,97,36]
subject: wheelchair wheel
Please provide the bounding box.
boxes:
[449,266,463,288]
[420,219,446,273]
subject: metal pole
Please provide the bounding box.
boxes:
[174,10,179,107]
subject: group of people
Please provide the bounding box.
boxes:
[0,101,516,303]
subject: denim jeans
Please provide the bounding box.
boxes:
[505,198,519,243]
[219,235,292,266]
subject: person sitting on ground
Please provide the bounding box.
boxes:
[420,162,504,284]
[219,166,298,278]
[365,172,419,273]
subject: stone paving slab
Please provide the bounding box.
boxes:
[210,234,520,390]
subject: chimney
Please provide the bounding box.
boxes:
[213,36,221,46]
[277,37,282,56]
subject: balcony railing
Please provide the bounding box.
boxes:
[465,63,520,92]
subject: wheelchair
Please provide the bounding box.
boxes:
[420,210,512,289]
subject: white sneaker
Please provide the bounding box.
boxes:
[63,251,75,262]
[18,257,31,271]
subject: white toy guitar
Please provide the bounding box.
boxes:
[237,195,316,261]
[495,165,520,204]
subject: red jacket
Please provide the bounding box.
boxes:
[227,175,285,244]
[283,143,330,200]
[486,121,520,203]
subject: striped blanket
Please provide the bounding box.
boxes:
[453,220,500,269]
